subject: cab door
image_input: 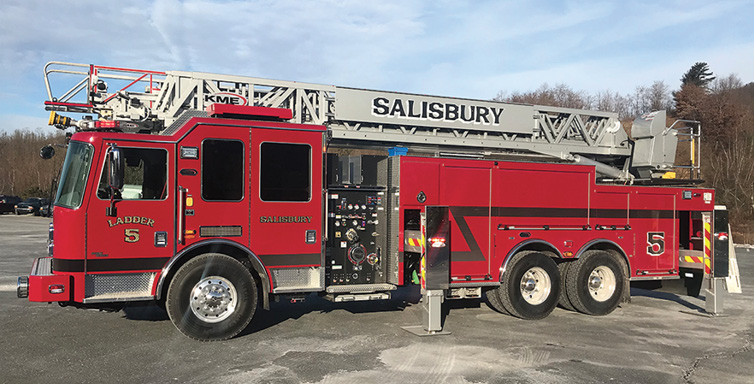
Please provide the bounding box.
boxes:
[85,141,175,300]
[175,125,251,251]
[249,127,324,292]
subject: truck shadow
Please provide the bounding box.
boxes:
[243,287,425,334]
[119,285,707,334]
[629,286,705,313]
[119,286,434,334]
[121,302,169,321]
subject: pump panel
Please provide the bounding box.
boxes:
[326,188,386,285]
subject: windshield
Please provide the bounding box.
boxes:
[55,141,94,209]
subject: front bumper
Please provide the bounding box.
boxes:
[18,257,71,302]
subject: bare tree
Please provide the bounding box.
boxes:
[711,74,743,93]
[494,83,591,109]
[594,90,632,120]
[0,129,66,198]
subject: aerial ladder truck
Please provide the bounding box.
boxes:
[17,62,731,340]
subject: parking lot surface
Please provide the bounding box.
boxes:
[1,214,753,383]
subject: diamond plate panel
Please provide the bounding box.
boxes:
[85,273,156,298]
[162,110,208,135]
[271,267,320,292]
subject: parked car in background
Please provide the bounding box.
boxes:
[0,195,22,214]
[39,202,53,217]
[14,198,49,215]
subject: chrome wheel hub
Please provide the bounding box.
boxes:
[519,267,551,305]
[588,266,616,302]
[190,276,237,323]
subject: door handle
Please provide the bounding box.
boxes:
[178,186,187,245]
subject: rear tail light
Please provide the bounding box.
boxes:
[49,284,65,294]
[429,237,446,248]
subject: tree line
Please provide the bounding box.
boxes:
[0,129,66,199]
[495,81,674,120]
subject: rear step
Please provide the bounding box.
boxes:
[324,292,391,302]
[325,283,396,294]
[323,283,395,302]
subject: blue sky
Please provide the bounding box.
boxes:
[1,0,753,133]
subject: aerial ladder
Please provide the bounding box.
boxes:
[43,61,700,183]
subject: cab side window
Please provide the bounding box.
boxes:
[260,142,311,202]
[202,139,244,201]
[98,148,168,200]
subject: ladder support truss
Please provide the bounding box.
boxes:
[43,61,633,160]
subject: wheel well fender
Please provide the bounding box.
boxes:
[156,239,270,309]
[498,239,562,281]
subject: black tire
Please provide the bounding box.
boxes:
[484,287,509,315]
[499,251,560,320]
[557,261,576,311]
[166,253,258,341]
[566,251,625,316]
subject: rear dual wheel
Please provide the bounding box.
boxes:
[484,286,509,315]
[565,251,625,316]
[166,253,258,341]
[557,261,576,311]
[498,252,560,320]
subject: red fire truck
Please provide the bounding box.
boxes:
[17,62,729,340]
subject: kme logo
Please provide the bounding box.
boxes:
[204,92,247,106]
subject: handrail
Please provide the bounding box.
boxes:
[667,119,702,180]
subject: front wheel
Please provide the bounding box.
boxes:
[499,251,560,320]
[566,251,625,316]
[166,253,258,341]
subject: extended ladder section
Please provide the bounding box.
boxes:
[43,62,698,181]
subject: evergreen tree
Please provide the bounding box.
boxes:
[680,62,716,88]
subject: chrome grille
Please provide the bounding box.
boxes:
[200,226,243,237]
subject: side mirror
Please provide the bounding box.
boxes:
[39,145,55,159]
[108,146,125,191]
[106,145,125,217]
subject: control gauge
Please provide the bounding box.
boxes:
[367,253,379,265]
[347,244,367,265]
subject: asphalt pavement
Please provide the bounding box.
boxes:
[1,214,752,383]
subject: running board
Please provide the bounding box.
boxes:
[325,283,396,294]
[323,292,391,302]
